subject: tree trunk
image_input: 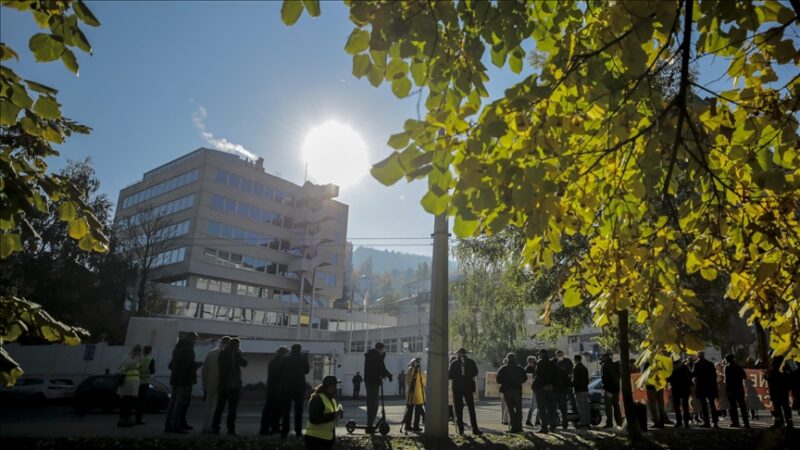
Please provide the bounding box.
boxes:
[754,321,769,367]
[617,310,642,442]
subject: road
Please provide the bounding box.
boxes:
[0,397,779,438]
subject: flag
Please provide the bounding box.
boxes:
[347,287,355,315]
[363,286,370,312]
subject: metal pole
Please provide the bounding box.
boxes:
[424,213,449,437]
[308,268,317,340]
[297,270,305,340]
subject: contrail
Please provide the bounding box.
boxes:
[192,106,257,160]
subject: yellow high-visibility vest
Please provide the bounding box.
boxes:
[305,393,337,441]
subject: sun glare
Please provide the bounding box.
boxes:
[302,121,370,188]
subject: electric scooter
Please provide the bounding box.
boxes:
[345,381,391,435]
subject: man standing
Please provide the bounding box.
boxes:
[165,332,202,433]
[259,346,288,435]
[533,349,557,434]
[497,353,527,433]
[364,342,392,433]
[600,353,622,428]
[449,348,482,435]
[645,351,672,429]
[554,350,574,429]
[724,354,750,428]
[693,351,720,428]
[667,358,692,427]
[135,345,155,425]
[524,356,538,427]
[572,354,590,428]
[202,336,230,433]
[280,343,310,438]
[211,338,247,435]
[352,371,363,400]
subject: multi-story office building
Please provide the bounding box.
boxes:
[115,148,393,385]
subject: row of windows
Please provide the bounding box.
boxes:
[207,221,297,255]
[211,194,294,230]
[151,247,186,268]
[165,300,370,331]
[122,169,199,209]
[196,277,232,294]
[349,336,424,353]
[118,195,194,227]
[190,275,325,307]
[123,220,191,249]
[317,272,337,287]
[202,247,293,279]
[215,168,292,205]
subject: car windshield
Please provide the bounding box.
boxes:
[588,378,603,390]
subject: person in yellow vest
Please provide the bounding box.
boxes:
[403,357,426,432]
[135,345,155,425]
[305,375,343,450]
[117,345,142,427]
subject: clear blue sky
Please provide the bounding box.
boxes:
[2,2,793,257]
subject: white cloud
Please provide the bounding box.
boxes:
[192,106,257,160]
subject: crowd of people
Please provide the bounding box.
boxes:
[116,334,798,447]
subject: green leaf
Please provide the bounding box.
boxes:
[73,1,101,26]
[29,33,65,62]
[0,43,19,61]
[453,215,480,237]
[370,152,404,186]
[33,96,61,120]
[10,83,33,109]
[281,0,305,25]
[420,190,448,215]
[302,0,320,17]
[24,80,58,95]
[68,218,89,239]
[509,48,523,74]
[699,266,718,281]
[410,61,427,85]
[0,233,23,258]
[345,28,370,54]
[391,76,412,98]
[563,281,582,307]
[352,54,370,77]
[486,120,507,137]
[387,132,409,150]
[0,100,21,126]
[57,202,78,221]
[60,49,79,75]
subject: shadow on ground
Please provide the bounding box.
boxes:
[2,428,797,450]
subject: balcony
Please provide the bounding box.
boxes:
[293,208,335,227]
[294,181,339,202]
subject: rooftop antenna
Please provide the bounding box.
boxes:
[304,161,309,183]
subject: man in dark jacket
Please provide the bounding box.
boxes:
[280,343,310,437]
[724,354,750,428]
[572,354,590,427]
[554,350,574,429]
[532,349,557,433]
[364,342,392,433]
[497,353,528,433]
[767,355,794,429]
[449,347,482,435]
[212,337,248,435]
[600,353,622,428]
[693,351,719,428]
[260,346,288,435]
[352,372,363,400]
[667,358,692,427]
[165,332,202,433]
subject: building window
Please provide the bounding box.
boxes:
[169,279,188,287]
[119,194,194,227]
[401,336,424,353]
[384,338,398,353]
[122,169,199,209]
[350,340,365,353]
[150,247,186,268]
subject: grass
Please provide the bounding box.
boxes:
[2,428,797,450]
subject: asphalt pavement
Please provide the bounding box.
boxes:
[0,397,779,438]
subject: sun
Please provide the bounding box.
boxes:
[302,121,370,188]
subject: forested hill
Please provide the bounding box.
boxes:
[352,247,457,274]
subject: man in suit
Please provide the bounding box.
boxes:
[448,348,482,435]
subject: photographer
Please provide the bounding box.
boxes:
[212,337,248,435]
[403,358,426,432]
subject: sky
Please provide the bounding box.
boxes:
[3,2,795,257]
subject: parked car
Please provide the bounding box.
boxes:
[72,375,169,414]
[0,376,76,402]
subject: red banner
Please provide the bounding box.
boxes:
[630,369,771,410]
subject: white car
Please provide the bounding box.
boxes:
[1,376,77,401]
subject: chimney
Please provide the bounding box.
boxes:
[256,157,264,169]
